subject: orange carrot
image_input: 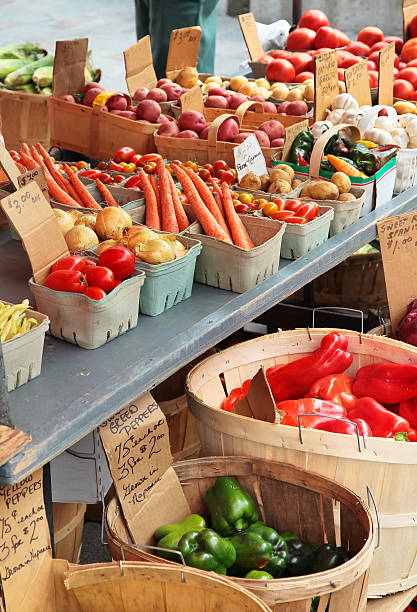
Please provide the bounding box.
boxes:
[221,182,254,249]
[149,174,161,219]
[35,143,83,206]
[167,170,189,231]
[21,142,31,157]
[156,158,179,233]
[175,164,232,243]
[19,153,80,208]
[140,169,160,230]
[30,145,45,167]
[19,153,39,171]
[96,179,119,207]
[63,164,102,210]
[183,167,231,239]
[210,181,226,215]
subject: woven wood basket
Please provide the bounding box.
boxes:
[53,502,86,563]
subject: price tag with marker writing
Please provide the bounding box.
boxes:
[238,12,264,61]
[234,133,267,181]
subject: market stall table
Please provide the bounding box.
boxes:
[1,186,417,486]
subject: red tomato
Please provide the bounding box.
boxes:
[266,59,295,83]
[409,91,417,101]
[52,254,84,273]
[407,428,417,442]
[99,172,112,184]
[337,29,350,47]
[198,168,211,181]
[269,210,295,221]
[130,154,142,166]
[385,36,404,55]
[298,201,319,221]
[270,49,294,60]
[85,286,107,300]
[357,26,384,48]
[286,28,316,51]
[403,38,417,63]
[294,71,314,83]
[203,163,214,173]
[285,216,308,224]
[341,56,362,69]
[213,160,229,174]
[367,60,377,71]
[112,280,123,291]
[345,41,371,57]
[98,246,135,280]
[394,79,415,100]
[220,171,235,185]
[409,16,417,39]
[257,54,274,63]
[288,52,313,73]
[80,259,97,273]
[406,59,417,68]
[112,174,126,184]
[285,199,303,213]
[369,41,388,54]
[114,147,135,163]
[309,47,332,56]
[398,67,417,88]
[393,67,399,78]
[336,50,353,67]
[108,161,125,172]
[234,203,251,213]
[369,49,399,67]
[368,70,379,88]
[44,270,87,293]
[337,68,345,80]
[86,266,114,292]
[272,197,286,211]
[139,153,162,165]
[299,9,329,32]
[314,26,341,50]
[79,169,102,179]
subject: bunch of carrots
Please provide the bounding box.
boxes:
[15,143,120,210]
[142,159,254,250]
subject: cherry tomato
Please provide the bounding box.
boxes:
[52,255,85,273]
[143,162,157,174]
[67,165,77,172]
[114,146,135,163]
[199,168,211,181]
[203,163,214,173]
[98,172,112,184]
[231,191,239,199]
[130,154,143,166]
[112,174,126,184]
[98,246,135,280]
[217,169,226,180]
[123,163,136,174]
[272,197,286,211]
[44,270,87,293]
[79,169,102,179]
[125,174,142,189]
[407,429,417,442]
[221,170,236,185]
[285,216,308,224]
[185,160,198,172]
[178,193,188,203]
[80,259,97,273]
[253,198,268,210]
[108,161,125,172]
[213,160,228,174]
[140,153,162,165]
[269,210,295,221]
[86,266,114,292]
[97,161,109,170]
[238,193,253,204]
[234,203,251,213]
[262,202,279,216]
[112,280,123,291]
[76,160,88,170]
[85,286,107,300]
[285,199,303,213]
[298,202,319,221]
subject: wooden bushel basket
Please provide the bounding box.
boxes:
[0,89,50,151]
[105,456,373,612]
[53,559,271,611]
[53,502,86,563]
[185,329,417,597]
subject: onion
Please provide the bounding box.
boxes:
[121,208,133,228]
[175,239,188,258]
[65,226,99,251]
[398,299,417,347]
[75,213,97,231]
[95,207,130,240]
[137,238,176,264]
[53,209,73,236]
[67,210,83,223]
[127,229,158,252]
[96,239,119,255]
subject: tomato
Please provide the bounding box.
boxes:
[385,36,404,55]
[341,56,362,69]
[97,161,109,170]
[203,163,214,173]
[86,266,114,292]
[234,203,251,213]
[368,70,379,88]
[44,269,87,293]
[85,286,107,300]
[253,198,268,210]
[108,161,125,172]
[407,428,417,442]
[178,193,188,203]
[124,174,142,189]
[98,246,135,280]
[398,67,417,88]
[257,54,274,63]
[287,52,313,74]
[369,41,388,55]
[114,146,135,163]
[285,216,308,224]
[286,28,316,51]
[393,79,415,100]
[185,160,198,172]
[270,210,295,221]
[393,67,399,78]
[80,259,97,273]
[130,154,143,166]
[112,280,123,291]
[220,170,236,185]
[314,27,341,49]
[52,255,86,273]
[143,162,157,174]
[76,160,88,170]
[266,59,295,83]
[140,153,162,164]
[99,172,113,184]
[295,71,314,82]
[357,26,384,48]
[67,165,77,172]
[298,202,319,221]
[272,197,286,211]
[299,9,329,32]
[229,169,237,180]
[198,168,211,181]
[123,163,136,174]
[285,199,303,213]
[113,174,126,184]
[270,49,294,60]
[213,160,228,174]
[262,202,279,216]
[79,169,102,179]
[403,38,417,63]
[238,192,253,204]
[367,60,377,71]
[337,68,345,80]
[345,41,371,57]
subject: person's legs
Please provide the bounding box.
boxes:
[135,0,150,41]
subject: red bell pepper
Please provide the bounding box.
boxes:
[266,332,353,402]
[349,397,411,438]
[222,380,251,412]
[315,417,372,437]
[399,398,417,429]
[277,397,346,428]
[307,373,356,411]
[353,363,417,403]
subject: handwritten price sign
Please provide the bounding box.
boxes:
[166,26,202,77]
[238,12,264,61]
[314,50,339,121]
[18,165,49,201]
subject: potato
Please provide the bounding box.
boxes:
[338,192,356,201]
[268,179,292,194]
[331,172,351,194]
[338,80,346,93]
[256,78,270,89]
[239,172,261,191]
[202,82,220,93]
[259,174,270,191]
[309,181,339,200]
[230,75,248,92]
[276,164,295,180]
[300,180,319,197]
[239,82,257,97]
[255,87,270,99]
[176,67,199,88]
[286,88,304,101]
[270,168,291,182]
[205,75,222,85]
[292,179,302,189]
[393,100,417,115]
[304,83,314,102]
[271,83,289,100]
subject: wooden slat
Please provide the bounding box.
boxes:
[367,585,417,611]
[0,424,30,466]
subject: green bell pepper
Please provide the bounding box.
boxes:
[229,524,289,578]
[245,570,274,580]
[205,477,258,536]
[154,514,206,560]
[246,522,289,578]
[178,528,236,575]
[289,130,314,165]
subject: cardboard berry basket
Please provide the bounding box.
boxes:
[275,205,334,260]
[50,182,145,216]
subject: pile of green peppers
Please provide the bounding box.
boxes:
[153,476,351,581]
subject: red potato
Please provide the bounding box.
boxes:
[345,41,371,56]
[286,100,308,115]
[160,83,183,100]
[254,130,270,147]
[177,130,199,139]
[207,87,231,102]
[83,82,105,94]
[133,87,149,101]
[271,138,285,147]
[263,101,277,113]
[230,93,248,109]
[157,122,180,136]
[259,120,284,141]
[250,95,265,103]
[59,94,75,103]
[107,94,128,111]
[199,126,209,139]
[101,105,108,112]
[217,116,239,142]
[83,88,104,106]
[156,114,171,124]
[110,110,137,120]
[233,132,251,144]
[178,110,206,133]
[277,101,290,113]
[204,95,229,109]
[146,88,168,103]
[135,99,161,122]
[157,78,172,87]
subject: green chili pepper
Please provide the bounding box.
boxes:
[289,130,314,165]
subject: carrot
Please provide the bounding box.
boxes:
[30,145,44,167]
[175,164,232,243]
[167,170,189,231]
[95,179,119,207]
[19,152,38,171]
[183,167,231,239]
[21,142,31,157]
[326,154,368,179]
[35,143,83,206]
[149,174,161,219]
[63,163,102,209]
[156,158,179,233]
[20,153,80,208]
[210,181,226,215]
[221,182,254,250]
[139,169,160,230]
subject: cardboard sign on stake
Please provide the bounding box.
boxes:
[99,392,190,545]
[282,119,309,162]
[233,367,283,423]
[180,85,204,115]
[377,210,417,332]
[18,165,49,202]
[403,0,417,40]
[233,133,267,181]
[0,469,55,612]
[314,50,339,122]
[0,140,21,189]
[345,60,372,107]
[166,26,202,81]
[378,42,395,106]
[124,36,157,97]
[0,182,69,284]
[238,12,264,62]
[53,38,88,98]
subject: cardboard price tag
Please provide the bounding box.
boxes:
[99,392,189,544]
[124,35,157,97]
[53,38,88,98]
[18,165,49,202]
[377,211,417,331]
[233,367,282,423]
[0,140,21,189]
[403,0,417,40]
[378,42,395,106]
[238,12,264,62]
[314,50,339,122]
[234,133,267,181]
[282,119,309,162]
[0,469,55,612]
[0,182,69,284]
[166,26,201,79]
[345,60,372,107]
[180,85,204,115]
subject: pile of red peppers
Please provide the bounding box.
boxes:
[222,332,417,442]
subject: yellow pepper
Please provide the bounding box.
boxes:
[92,90,116,107]
[356,140,378,149]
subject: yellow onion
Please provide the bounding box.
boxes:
[67,209,83,222]
[96,239,119,255]
[53,209,74,236]
[127,228,158,253]
[75,213,97,231]
[175,240,188,258]
[95,207,130,241]
[121,208,133,228]
[65,226,99,251]
[137,237,176,264]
